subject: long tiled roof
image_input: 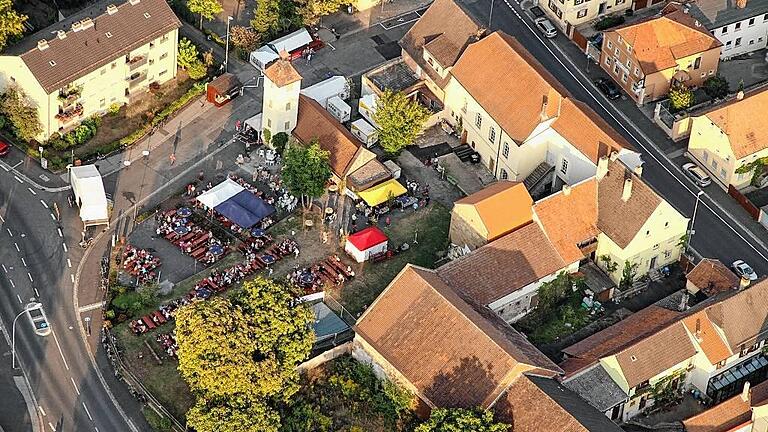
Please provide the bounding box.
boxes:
[6,0,181,94]
[702,88,768,159]
[562,363,628,413]
[611,6,721,75]
[438,222,566,305]
[703,278,768,350]
[354,265,560,409]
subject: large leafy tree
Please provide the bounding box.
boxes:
[372,89,430,156]
[295,0,346,24]
[186,0,223,30]
[176,278,314,432]
[415,408,510,432]
[229,25,260,52]
[250,0,283,36]
[281,138,332,209]
[0,0,27,52]
[177,38,200,70]
[0,87,42,142]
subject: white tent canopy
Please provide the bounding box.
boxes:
[196,178,244,208]
[249,46,280,70]
[244,113,262,132]
[268,28,313,54]
[69,165,109,226]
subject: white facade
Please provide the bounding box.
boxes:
[714,14,768,59]
[262,76,301,135]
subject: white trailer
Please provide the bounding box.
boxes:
[327,96,351,123]
[300,76,350,108]
[358,93,379,127]
[350,118,378,147]
[69,165,110,228]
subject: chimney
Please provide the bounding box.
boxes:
[596,155,610,180]
[37,39,49,50]
[740,275,751,289]
[107,4,118,14]
[56,30,66,39]
[609,151,619,161]
[694,318,702,341]
[694,20,701,27]
[540,94,549,120]
[128,0,141,4]
[736,0,748,8]
[80,18,94,30]
[562,184,572,195]
[71,21,82,32]
[622,177,633,202]
[633,165,643,177]
[737,90,745,100]
[742,381,751,402]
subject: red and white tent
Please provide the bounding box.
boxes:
[345,226,388,263]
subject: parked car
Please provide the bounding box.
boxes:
[26,304,51,337]
[0,140,9,157]
[732,260,758,281]
[594,78,621,100]
[534,18,558,38]
[682,162,712,187]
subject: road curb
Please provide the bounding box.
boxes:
[0,160,70,193]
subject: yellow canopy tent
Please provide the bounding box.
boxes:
[358,179,407,207]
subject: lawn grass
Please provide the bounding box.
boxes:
[330,203,451,316]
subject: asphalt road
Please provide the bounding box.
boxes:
[0,169,149,432]
[461,0,768,275]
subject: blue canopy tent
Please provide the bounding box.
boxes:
[197,179,276,228]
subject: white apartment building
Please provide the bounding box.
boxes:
[0,0,181,139]
[685,0,768,59]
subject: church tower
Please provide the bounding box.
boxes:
[261,59,302,139]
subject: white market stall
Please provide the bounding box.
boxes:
[69,165,110,228]
[350,118,378,147]
[344,226,388,263]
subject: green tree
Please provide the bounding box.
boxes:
[669,83,694,111]
[295,0,346,24]
[620,260,639,289]
[230,25,260,52]
[703,74,729,99]
[251,0,282,36]
[186,0,223,30]
[415,408,509,432]
[177,38,200,70]
[187,399,280,432]
[0,0,27,52]
[0,87,42,142]
[535,272,570,313]
[272,132,289,155]
[281,139,332,209]
[137,282,159,307]
[372,89,430,156]
[187,60,208,80]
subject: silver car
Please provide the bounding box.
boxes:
[26,304,51,336]
[682,162,712,187]
[534,18,558,38]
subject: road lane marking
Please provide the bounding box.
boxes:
[40,200,48,209]
[21,257,26,267]
[57,228,63,238]
[11,161,22,169]
[70,376,80,395]
[78,302,103,313]
[48,422,55,431]
[14,242,19,252]
[6,228,12,236]
[70,274,75,283]
[50,330,70,371]
[27,187,37,196]
[16,294,22,304]
[0,213,4,222]
[38,406,46,416]
[62,243,68,252]
[82,402,93,421]
[0,163,7,171]
[27,272,33,282]
[8,279,14,288]
[50,213,56,221]
[34,288,39,297]
[1,264,6,273]
[14,176,23,184]
[67,258,72,268]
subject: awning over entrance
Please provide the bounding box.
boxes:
[358,179,407,207]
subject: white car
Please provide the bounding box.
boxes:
[534,18,558,38]
[26,304,51,336]
[682,162,712,187]
[733,260,758,281]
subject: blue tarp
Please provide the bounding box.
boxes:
[213,190,275,228]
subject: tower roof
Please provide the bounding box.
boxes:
[264,59,302,87]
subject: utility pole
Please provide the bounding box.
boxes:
[224,16,233,73]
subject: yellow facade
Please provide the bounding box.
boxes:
[543,0,632,32]
[688,114,765,190]
[595,200,689,284]
[0,28,179,139]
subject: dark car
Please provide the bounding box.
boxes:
[594,78,621,100]
[0,140,9,157]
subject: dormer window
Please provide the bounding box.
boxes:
[105,32,113,38]
[49,60,57,66]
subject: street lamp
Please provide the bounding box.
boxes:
[12,302,43,369]
[224,16,234,73]
[687,190,704,255]
[489,0,495,28]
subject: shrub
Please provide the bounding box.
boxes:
[703,74,729,99]
[272,132,289,155]
[186,60,208,80]
[594,15,625,31]
[669,83,695,112]
[111,291,143,315]
[108,103,122,116]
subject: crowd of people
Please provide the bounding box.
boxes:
[155,209,230,264]
[287,255,356,295]
[156,333,178,359]
[121,245,161,285]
